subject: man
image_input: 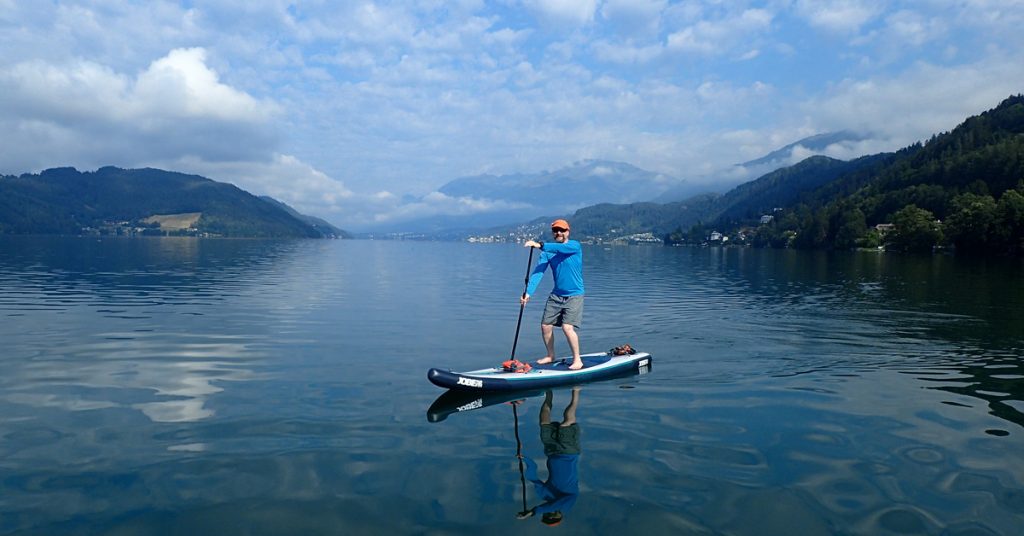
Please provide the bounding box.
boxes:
[522,219,584,370]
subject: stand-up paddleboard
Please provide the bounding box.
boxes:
[427,350,652,392]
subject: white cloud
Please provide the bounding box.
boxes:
[133,48,274,122]
[0,47,280,172]
[666,9,774,56]
[809,57,1024,148]
[601,0,666,36]
[795,0,883,34]
[162,153,354,216]
[591,40,663,63]
[342,190,531,227]
[882,10,945,47]
[522,0,598,27]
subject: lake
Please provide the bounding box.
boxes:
[0,236,1022,535]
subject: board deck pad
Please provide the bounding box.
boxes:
[532,354,612,370]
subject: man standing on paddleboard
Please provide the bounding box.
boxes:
[521,219,585,370]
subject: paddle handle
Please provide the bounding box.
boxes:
[509,246,535,361]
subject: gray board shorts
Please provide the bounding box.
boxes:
[542,294,584,328]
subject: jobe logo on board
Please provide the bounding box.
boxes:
[457,377,483,388]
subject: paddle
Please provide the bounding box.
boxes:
[509,246,535,361]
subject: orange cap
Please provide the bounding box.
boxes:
[551,219,570,230]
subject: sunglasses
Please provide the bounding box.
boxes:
[551,227,568,233]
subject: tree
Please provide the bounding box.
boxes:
[886,205,942,253]
[994,187,1024,253]
[944,192,997,253]
[793,207,829,249]
[834,208,867,249]
[857,229,882,249]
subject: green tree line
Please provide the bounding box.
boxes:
[667,95,1024,256]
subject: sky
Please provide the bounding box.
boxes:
[2,1,1023,231]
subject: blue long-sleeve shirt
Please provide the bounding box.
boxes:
[525,240,584,297]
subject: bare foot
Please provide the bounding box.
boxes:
[536,357,555,365]
[568,361,584,370]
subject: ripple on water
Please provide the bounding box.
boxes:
[872,506,935,534]
[898,445,946,464]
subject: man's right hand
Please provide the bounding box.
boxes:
[520,294,530,306]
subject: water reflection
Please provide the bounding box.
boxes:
[428,387,591,528]
[0,237,318,427]
[515,388,582,526]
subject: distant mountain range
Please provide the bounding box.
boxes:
[370,160,692,233]
[0,167,349,238]
[463,94,1024,255]
[382,132,872,235]
[548,153,888,239]
[0,133,864,240]
[439,159,679,207]
[10,96,1017,249]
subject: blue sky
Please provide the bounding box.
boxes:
[2,1,1023,230]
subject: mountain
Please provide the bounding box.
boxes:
[810,96,1024,222]
[738,131,869,170]
[260,196,351,238]
[563,154,887,239]
[439,159,679,205]
[472,94,1024,256]
[372,160,686,233]
[0,166,347,238]
[687,95,1024,253]
[387,137,874,235]
[653,131,870,203]
[710,153,892,224]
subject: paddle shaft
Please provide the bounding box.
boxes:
[509,246,535,361]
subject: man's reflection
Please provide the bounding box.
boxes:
[517,388,581,526]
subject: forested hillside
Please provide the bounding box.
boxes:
[563,153,888,239]
[0,167,344,238]
[669,95,1024,255]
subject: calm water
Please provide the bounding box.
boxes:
[0,236,1022,535]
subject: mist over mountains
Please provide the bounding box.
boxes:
[368,160,689,234]
[376,132,867,235]
[652,131,869,204]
